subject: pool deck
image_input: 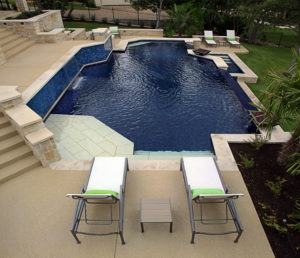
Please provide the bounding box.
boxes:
[0,33,292,257]
[0,166,274,258]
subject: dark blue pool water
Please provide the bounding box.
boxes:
[52,42,254,152]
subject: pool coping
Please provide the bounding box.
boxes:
[19,36,291,172]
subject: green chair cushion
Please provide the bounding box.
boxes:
[191,188,223,198]
[228,38,236,41]
[84,189,118,197]
[205,37,213,40]
[111,30,119,34]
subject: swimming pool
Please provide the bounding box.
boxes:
[52,42,255,152]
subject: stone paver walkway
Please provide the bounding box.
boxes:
[45,114,134,160]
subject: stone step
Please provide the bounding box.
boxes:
[0,145,32,169]
[0,135,25,155]
[0,156,41,185]
[3,37,29,52]
[5,40,35,59]
[0,30,14,40]
[0,125,17,141]
[0,116,10,129]
[0,34,22,47]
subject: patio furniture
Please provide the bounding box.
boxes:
[193,48,211,56]
[218,40,227,47]
[181,157,244,244]
[226,30,241,48]
[66,157,128,244]
[204,31,217,47]
[109,26,120,35]
[140,198,173,233]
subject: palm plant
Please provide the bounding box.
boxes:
[255,49,300,174]
[166,3,203,37]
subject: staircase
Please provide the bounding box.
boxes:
[0,28,35,60]
[0,112,41,184]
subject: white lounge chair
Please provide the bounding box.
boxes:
[109,26,120,35]
[226,30,241,48]
[67,157,128,244]
[204,30,217,47]
[181,157,244,244]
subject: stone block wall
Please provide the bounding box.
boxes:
[119,29,163,37]
[15,0,29,12]
[0,10,64,41]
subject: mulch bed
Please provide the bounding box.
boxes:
[230,143,300,258]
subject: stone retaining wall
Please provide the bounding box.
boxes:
[119,29,163,37]
[0,10,63,42]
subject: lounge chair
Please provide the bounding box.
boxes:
[204,31,217,47]
[226,30,241,48]
[181,157,244,244]
[66,157,128,244]
[109,26,120,35]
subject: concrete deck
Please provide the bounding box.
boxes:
[0,40,93,92]
[0,166,274,258]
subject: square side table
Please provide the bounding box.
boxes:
[140,198,173,233]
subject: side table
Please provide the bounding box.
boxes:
[140,198,173,233]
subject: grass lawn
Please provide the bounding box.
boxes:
[238,43,295,131]
[262,26,298,48]
[64,21,132,31]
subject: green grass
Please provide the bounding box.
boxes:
[237,43,295,131]
[63,21,132,31]
[262,27,298,48]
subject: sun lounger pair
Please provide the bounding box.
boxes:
[204,30,241,48]
[67,156,243,244]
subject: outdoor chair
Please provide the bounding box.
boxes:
[109,26,120,35]
[204,31,217,47]
[226,30,241,48]
[181,157,244,244]
[66,157,128,244]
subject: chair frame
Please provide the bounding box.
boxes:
[204,30,217,47]
[226,30,241,48]
[68,157,128,244]
[180,158,243,244]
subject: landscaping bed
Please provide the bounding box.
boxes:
[230,143,300,258]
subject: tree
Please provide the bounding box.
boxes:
[236,0,279,44]
[255,49,300,175]
[166,2,204,37]
[130,0,170,28]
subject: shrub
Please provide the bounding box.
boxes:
[265,177,287,197]
[289,200,300,232]
[151,21,156,29]
[80,14,85,21]
[67,13,74,20]
[247,134,268,150]
[91,14,96,22]
[87,0,96,8]
[140,21,144,28]
[115,19,120,25]
[127,21,131,27]
[238,153,255,169]
[102,17,107,24]
[12,2,17,10]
